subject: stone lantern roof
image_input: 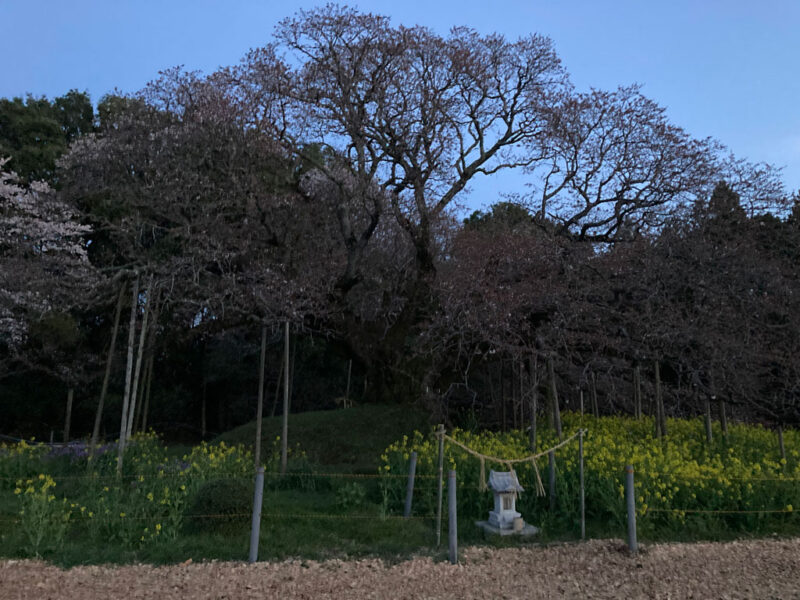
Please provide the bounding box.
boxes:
[487,470,524,493]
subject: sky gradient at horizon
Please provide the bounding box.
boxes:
[2,0,798,203]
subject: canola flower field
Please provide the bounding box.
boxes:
[1,413,798,562]
[0,432,263,557]
[380,413,800,538]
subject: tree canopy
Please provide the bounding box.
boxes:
[0,5,796,439]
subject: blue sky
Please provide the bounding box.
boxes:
[2,0,798,206]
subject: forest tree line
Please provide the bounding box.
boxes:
[1,5,798,441]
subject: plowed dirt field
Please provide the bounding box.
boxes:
[1,538,798,599]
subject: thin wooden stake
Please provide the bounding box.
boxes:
[141,353,153,432]
[548,356,562,441]
[655,360,666,438]
[548,451,557,511]
[529,356,538,453]
[448,470,458,565]
[201,373,207,439]
[345,359,352,408]
[126,276,154,441]
[92,285,125,448]
[579,430,585,540]
[280,321,289,475]
[704,396,713,445]
[63,388,74,443]
[117,273,140,475]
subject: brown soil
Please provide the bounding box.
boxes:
[1,538,799,599]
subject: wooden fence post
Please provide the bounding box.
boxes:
[579,430,585,540]
[249,467,265,563]
[448,469,458,564]
[435,425,445,547]
[625,465,638,554]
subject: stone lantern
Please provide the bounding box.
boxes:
[488,470,524,529]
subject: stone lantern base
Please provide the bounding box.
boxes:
[475,520,540,537]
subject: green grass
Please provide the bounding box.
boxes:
[216,404,431,472]
[5,407,800,567]
[0,483,558,568]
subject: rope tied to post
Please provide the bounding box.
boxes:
[434,428,586,497]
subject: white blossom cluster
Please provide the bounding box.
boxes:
[0,158,92,350]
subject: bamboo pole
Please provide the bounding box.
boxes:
[117,273,140,475]
[579,430,585,540]
[201,374,207,439]
[529,356,538,453]
[345,359,352,408]
[280,321,289,475]
[718,398,728,437]
[655,360,666,438]
[126,276,154,440]
[92,285,125,448]
[590,371,599,418]
[270,348,283,418]
[548,356,562,441]
[140,353,154,432]
[63,388,74,443]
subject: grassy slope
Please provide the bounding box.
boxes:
[215,404,431,472]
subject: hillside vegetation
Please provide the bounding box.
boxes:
[216,404,431,472]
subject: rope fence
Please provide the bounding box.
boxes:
[437,428,585,495]
[0,511,436,524]
[3,426,798,561]
[635,473,800,482]
[0,471,441,482]
[645,508,796,515]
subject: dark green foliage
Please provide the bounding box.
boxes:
[0,96,64,183]
[185,477,253,531]
[53,90,94,144]
[335,481,367,510]
[27,312,81,353]
[0,90,93,183]
[707,180,745,221]
[464,201,535,232]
